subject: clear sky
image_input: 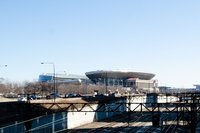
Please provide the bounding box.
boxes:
[0,0,200,88]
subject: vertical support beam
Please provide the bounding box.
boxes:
[52,113,55,133]
[128,95,131,127]
[106,72,108,94]
[177,103,179,126]
[191,94,197,133]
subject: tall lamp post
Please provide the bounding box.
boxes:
[41,62,56,101]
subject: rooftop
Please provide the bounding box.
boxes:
[86,70,155,80]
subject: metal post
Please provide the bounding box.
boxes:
[106,72,108,95]
[52,113,55,133]
[41,62,56,102]
[191,94,197,132]
[128,95,131,126]
[53,63,56,102]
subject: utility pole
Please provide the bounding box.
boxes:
[41,62,56,102]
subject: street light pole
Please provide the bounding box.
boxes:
[106,71,108,95]
[41,62,56,101]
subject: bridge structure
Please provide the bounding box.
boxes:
[0,93,200,133]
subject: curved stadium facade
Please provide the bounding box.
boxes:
[85,70,158,92]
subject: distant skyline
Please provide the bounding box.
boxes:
[1,1,200,88]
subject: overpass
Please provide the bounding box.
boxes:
[0,93,199,132]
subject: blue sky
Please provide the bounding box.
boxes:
[0,0,200,87]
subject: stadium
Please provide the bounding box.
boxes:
[85,70,158,93]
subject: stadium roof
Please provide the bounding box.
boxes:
[85,70,155,80]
